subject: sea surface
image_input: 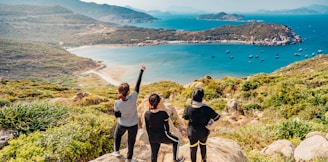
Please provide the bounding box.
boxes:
[70,14,328,85]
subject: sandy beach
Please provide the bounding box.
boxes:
[80,64,127,86]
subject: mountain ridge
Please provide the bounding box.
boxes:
[0,0,158,23]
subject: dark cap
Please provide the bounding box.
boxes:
[192,88,204,102]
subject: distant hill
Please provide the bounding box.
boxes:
[197,12,244,21]
[259,4,328,14]
[0,0,158,23]
[0,4,302,47]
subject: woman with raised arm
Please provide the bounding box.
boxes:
[112,65,146,162]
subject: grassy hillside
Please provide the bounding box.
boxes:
[0,39,99,81]
[0,54,327,161]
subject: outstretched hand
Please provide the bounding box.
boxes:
[141,64,146,71]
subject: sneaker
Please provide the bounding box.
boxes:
[125,158,137,162]
[111,151,121,157]
[176,156,185,162]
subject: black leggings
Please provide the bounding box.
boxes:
[149,131,179,162]
[114,124,138,159]
[189,136,208,162]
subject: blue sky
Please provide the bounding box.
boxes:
[81,0,328,13]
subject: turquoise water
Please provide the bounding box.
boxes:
[71,14,328,85]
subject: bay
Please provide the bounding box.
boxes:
[70,14,328,85]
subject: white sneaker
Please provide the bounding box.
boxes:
[111,151,121,157]
[125,158,137,162]
[176,156,185,162]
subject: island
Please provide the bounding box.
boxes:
[197,12,244,21]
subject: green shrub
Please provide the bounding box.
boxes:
[274,120,313,140]
[0,98,11,107]
[0,102,69,137]
[242,103,262,115]
[0,112,116,162]
[241,80,260,91]
[222,124,275,151]
[0,132,46,162]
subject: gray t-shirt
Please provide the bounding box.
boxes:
[114,91,138,127]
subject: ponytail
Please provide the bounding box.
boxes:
[118,83,130,101]
[149,94,161,109]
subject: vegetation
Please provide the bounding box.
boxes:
[0,54,327,161]
[0,3,326,162]
[0,40,99,81]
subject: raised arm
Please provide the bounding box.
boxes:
[134,64,146,93]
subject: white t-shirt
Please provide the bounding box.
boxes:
[114,91,138,127]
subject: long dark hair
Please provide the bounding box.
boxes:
[149,93,161,109]
[118,82,130,101]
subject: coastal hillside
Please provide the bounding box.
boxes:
[0,39,100,81]
[0,54,327,161]
[0,0,157,23]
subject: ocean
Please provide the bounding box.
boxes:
[70,14,328,85]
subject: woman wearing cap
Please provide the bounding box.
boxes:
[183,88,220,162]
[112,64,146,162]
[144,93,185,162]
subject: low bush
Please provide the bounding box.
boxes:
[0,111,116,162]
[0,102,69,137]
[274,120,313,140]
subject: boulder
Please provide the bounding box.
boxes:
[294,134,328,161]
[261,139,294,159]
[90,137,247,162]
[0,129,12,149]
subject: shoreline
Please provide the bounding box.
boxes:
[80,64,126,86]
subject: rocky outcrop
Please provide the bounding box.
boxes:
[90,97,247,162]
[261,139,295,159]
[0,129,12,149]
[90,137,247,162]
[262,132,328,161]
[294,133,328,161]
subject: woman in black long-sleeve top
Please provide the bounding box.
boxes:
[144,94,184,162]
[183,88,220,162]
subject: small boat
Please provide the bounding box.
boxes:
[294,53,301,56]
[255,55,259,58]
[225,50,230,54]
[304,55,308,58]
[261,58,264,62]
[318,49,323,54]
[298,48,303,52]
[230,56,234,59]
[248,55,253,58]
